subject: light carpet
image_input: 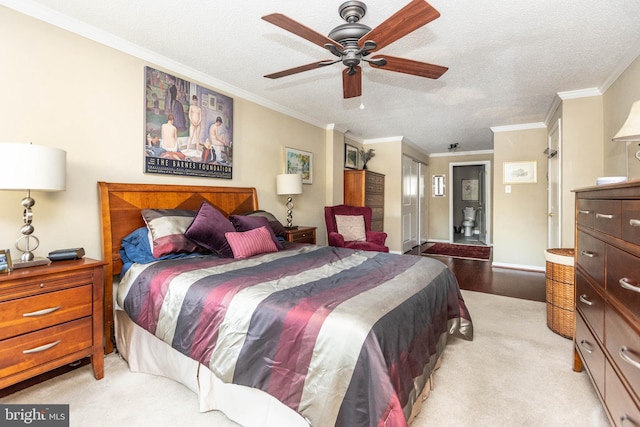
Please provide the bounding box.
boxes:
[1,291,608,426]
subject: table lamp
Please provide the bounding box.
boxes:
[276,173,302,229]
[0,142,67,268]
[612,100,640,178]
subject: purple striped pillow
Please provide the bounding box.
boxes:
[225,226,278,259]
[141,209,203,258]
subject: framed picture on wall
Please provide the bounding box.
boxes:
[284,147,313,184]
[461,179,478,201]
[344,144,358,169]
[503,161,537,184]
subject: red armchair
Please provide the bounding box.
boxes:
[324,204,389,252]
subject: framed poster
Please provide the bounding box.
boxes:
[503,161,537,184]
[284,147,313,184]
[344,144,358,169]
[462,179,478,201]
[144,66,234,179]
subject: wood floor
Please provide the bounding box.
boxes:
[1,249,545,399]
[408,244,546,302]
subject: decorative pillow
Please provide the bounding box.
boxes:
[335,214,366,242]
[141,208,203,258]
[184,201,235,258]
[229,215,284,250]
[225,226,278,259]
[242,210,287,238]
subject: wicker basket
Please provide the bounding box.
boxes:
[545,248,575,339]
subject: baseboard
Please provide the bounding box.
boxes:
[491,261,544,273]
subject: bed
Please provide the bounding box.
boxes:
[98,181,473,427]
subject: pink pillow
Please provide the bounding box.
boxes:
[225,226,278,259]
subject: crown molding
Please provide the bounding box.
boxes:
[490,122,546,133]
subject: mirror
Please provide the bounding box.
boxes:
[432,175,445,197]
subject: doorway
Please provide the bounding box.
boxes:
[449,161,491,245]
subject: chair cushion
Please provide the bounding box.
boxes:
[335,215,366,242]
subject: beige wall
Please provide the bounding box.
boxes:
[492,128,548,267]
[0,8,328,259]
[603,55,640,180]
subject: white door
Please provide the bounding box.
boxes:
[418,162,428,245]
[402,156,419,252]
[548,119,561,248]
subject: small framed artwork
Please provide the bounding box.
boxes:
[284,147,313,184]
[344,144,358,169]
[503,161,537,184]
[0,249,13,273]
[462,179,478,201]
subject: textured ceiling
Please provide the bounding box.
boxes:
[7,0,640,154]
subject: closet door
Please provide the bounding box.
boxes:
[402,155,419,253]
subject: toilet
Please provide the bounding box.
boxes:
[462,207,476,237]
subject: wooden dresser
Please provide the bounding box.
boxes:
[573,181,640,426]
[344,170,385,232]
[0,258,105,389]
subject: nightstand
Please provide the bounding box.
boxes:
[284,226,317,244]
[0,258,105,389]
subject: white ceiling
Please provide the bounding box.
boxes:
[7,0,640,154]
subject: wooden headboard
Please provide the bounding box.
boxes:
[97,181,259,353]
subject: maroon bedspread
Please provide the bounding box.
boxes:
[118,244,473,426]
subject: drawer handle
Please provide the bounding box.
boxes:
[23,306,62,317]
[595,213,614,219]
[578,210,591,215]
[578,294,593,306]
[619,346,640,370]
[630,219,640,227]
[23,340,61,354]
[579,340,594,354]
[619,278,640,294]
[580,250,595,258]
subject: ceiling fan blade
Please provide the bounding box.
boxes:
[265,61,331,79]
[262,13,343,50]
[343,66,362,99]
[359,0,440,52]
[370,55,447,79]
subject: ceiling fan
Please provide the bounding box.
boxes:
[262,0,448,99]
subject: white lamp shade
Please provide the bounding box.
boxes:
[613,100,640,142]
[0,142,66,191]
[276,173,302,195]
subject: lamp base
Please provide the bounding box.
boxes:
[284,226,299,230]
[12,257,50,269]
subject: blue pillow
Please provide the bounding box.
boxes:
[120,227,205,276]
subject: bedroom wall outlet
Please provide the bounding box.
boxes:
[505,185,511,193]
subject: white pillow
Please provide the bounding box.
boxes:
[335,215,366,242]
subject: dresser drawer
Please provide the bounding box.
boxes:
[371,207,384,221]
[577,199,596,229]
[605,361,640,427]
[365,173,384,186]
[365,182,384,194]
[593,200,621,238]
[371,220,384,233]
[577,231,605,287]
[575,312,605,398]
[605,304,640,399]
[606,245,640,318]
[0,270,94,302]
[0,285,93,340]
[0,317,93,378]
[576,271,604,339]
[622,200,640,247]
[365,194,384,207]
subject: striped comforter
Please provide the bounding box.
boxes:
[117,244,473,426]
